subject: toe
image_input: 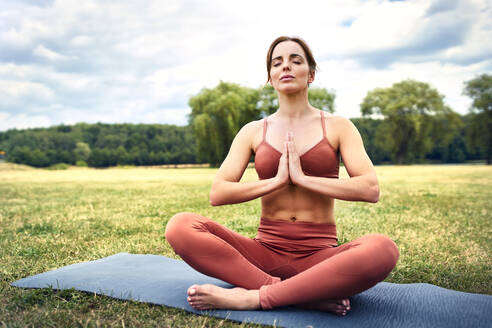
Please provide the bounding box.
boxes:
[188,284,200,296]
[195,303,209,311]
[336,304,347,311]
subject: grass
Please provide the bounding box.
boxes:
[1,163,491,327]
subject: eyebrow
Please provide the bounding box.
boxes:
[271,53,305,62]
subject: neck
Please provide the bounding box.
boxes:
[276,88,314,118]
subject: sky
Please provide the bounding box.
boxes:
[1,0,491,131]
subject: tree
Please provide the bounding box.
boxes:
[189,81,262,166]
[30,149,49,167]
[73,142,91,163]
[115,145,130,165]
[351,118,390,164]
[361,79,459,164]
[8,146,32,165]
[426,111,464,163]
[308,87,336,113]
[258,85,278,115]
[463,74,492,164]
[1,123,198,167]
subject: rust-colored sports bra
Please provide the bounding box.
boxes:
[254,111,339,180]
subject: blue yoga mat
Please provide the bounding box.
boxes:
[11,253,492,328]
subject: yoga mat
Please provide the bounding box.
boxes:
[12,253,492,328]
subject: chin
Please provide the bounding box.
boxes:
[277,85,306,94]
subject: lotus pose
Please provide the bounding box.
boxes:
[165,36,399,316]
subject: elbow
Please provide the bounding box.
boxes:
[209,199,222,207]
[367,182,380,203]
[209,180,232,206]
[209,190,221,206]
[209,187,225,206]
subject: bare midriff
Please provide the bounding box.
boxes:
[260,184,335,224]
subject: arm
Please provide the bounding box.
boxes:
[209,121,289,206]
[288,117,379,203]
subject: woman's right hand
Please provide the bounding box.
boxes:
[275,141,290,186]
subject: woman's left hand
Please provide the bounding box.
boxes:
[286,132,305,185]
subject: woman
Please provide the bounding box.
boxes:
[165,36,399,316]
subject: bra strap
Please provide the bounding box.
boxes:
[320,111,327,138]
[263,118,268,141]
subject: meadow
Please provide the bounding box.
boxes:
[1,163,491,327]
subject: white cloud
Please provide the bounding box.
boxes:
[342,0,425,53]
[0,112,52,131]
[70,35,92,47]
[0,0,490,131]
[0,80,54,108]
[1,27,31,46]
[33,45,70,61]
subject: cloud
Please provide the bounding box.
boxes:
[33,44,71,61]
[0,112,52,131]
[0,0,490,131]
[1,28,31,47]
[70,35,92,47]
[0,79,54,111]
[322,0,487,69]
[426,0,461,15]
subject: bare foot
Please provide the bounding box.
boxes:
[297,298,351,316]
[187,284,260,311]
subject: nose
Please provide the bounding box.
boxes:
[281,61,291,71]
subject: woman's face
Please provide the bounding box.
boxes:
[269,40,314,94]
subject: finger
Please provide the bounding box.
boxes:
[287,141,296,155]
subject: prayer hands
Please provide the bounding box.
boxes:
[286,132,304,184]
[276,139,290,185]
[276,132,304,186]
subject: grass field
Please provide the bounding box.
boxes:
[1,163,491,327]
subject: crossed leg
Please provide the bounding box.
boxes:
[165,212,399,315]
[257,234,400,309]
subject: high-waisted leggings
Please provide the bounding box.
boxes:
[165,212,399,309]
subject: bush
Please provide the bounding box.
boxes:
[45,163,70,170]
[75,160,88,167]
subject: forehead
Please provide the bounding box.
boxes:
[272,40,306,59]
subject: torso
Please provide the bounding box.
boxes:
[251,111,341,224]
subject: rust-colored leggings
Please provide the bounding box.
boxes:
[165,212,399,309]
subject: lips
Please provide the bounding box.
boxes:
[280,75,294,80]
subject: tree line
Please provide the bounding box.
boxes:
[0,74,490,167]
[0,123,198,167]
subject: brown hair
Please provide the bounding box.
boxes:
[266,36,318,83]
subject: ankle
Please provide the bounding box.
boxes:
[245,289,261,309]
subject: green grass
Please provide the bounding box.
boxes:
[1,163,491,327]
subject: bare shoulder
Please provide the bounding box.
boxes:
[237,119,264,151]
[324,114,352,128]
[322,114,356,149]
[217,119,263,181]
[326,114,359,135]
[239,119,263,135]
